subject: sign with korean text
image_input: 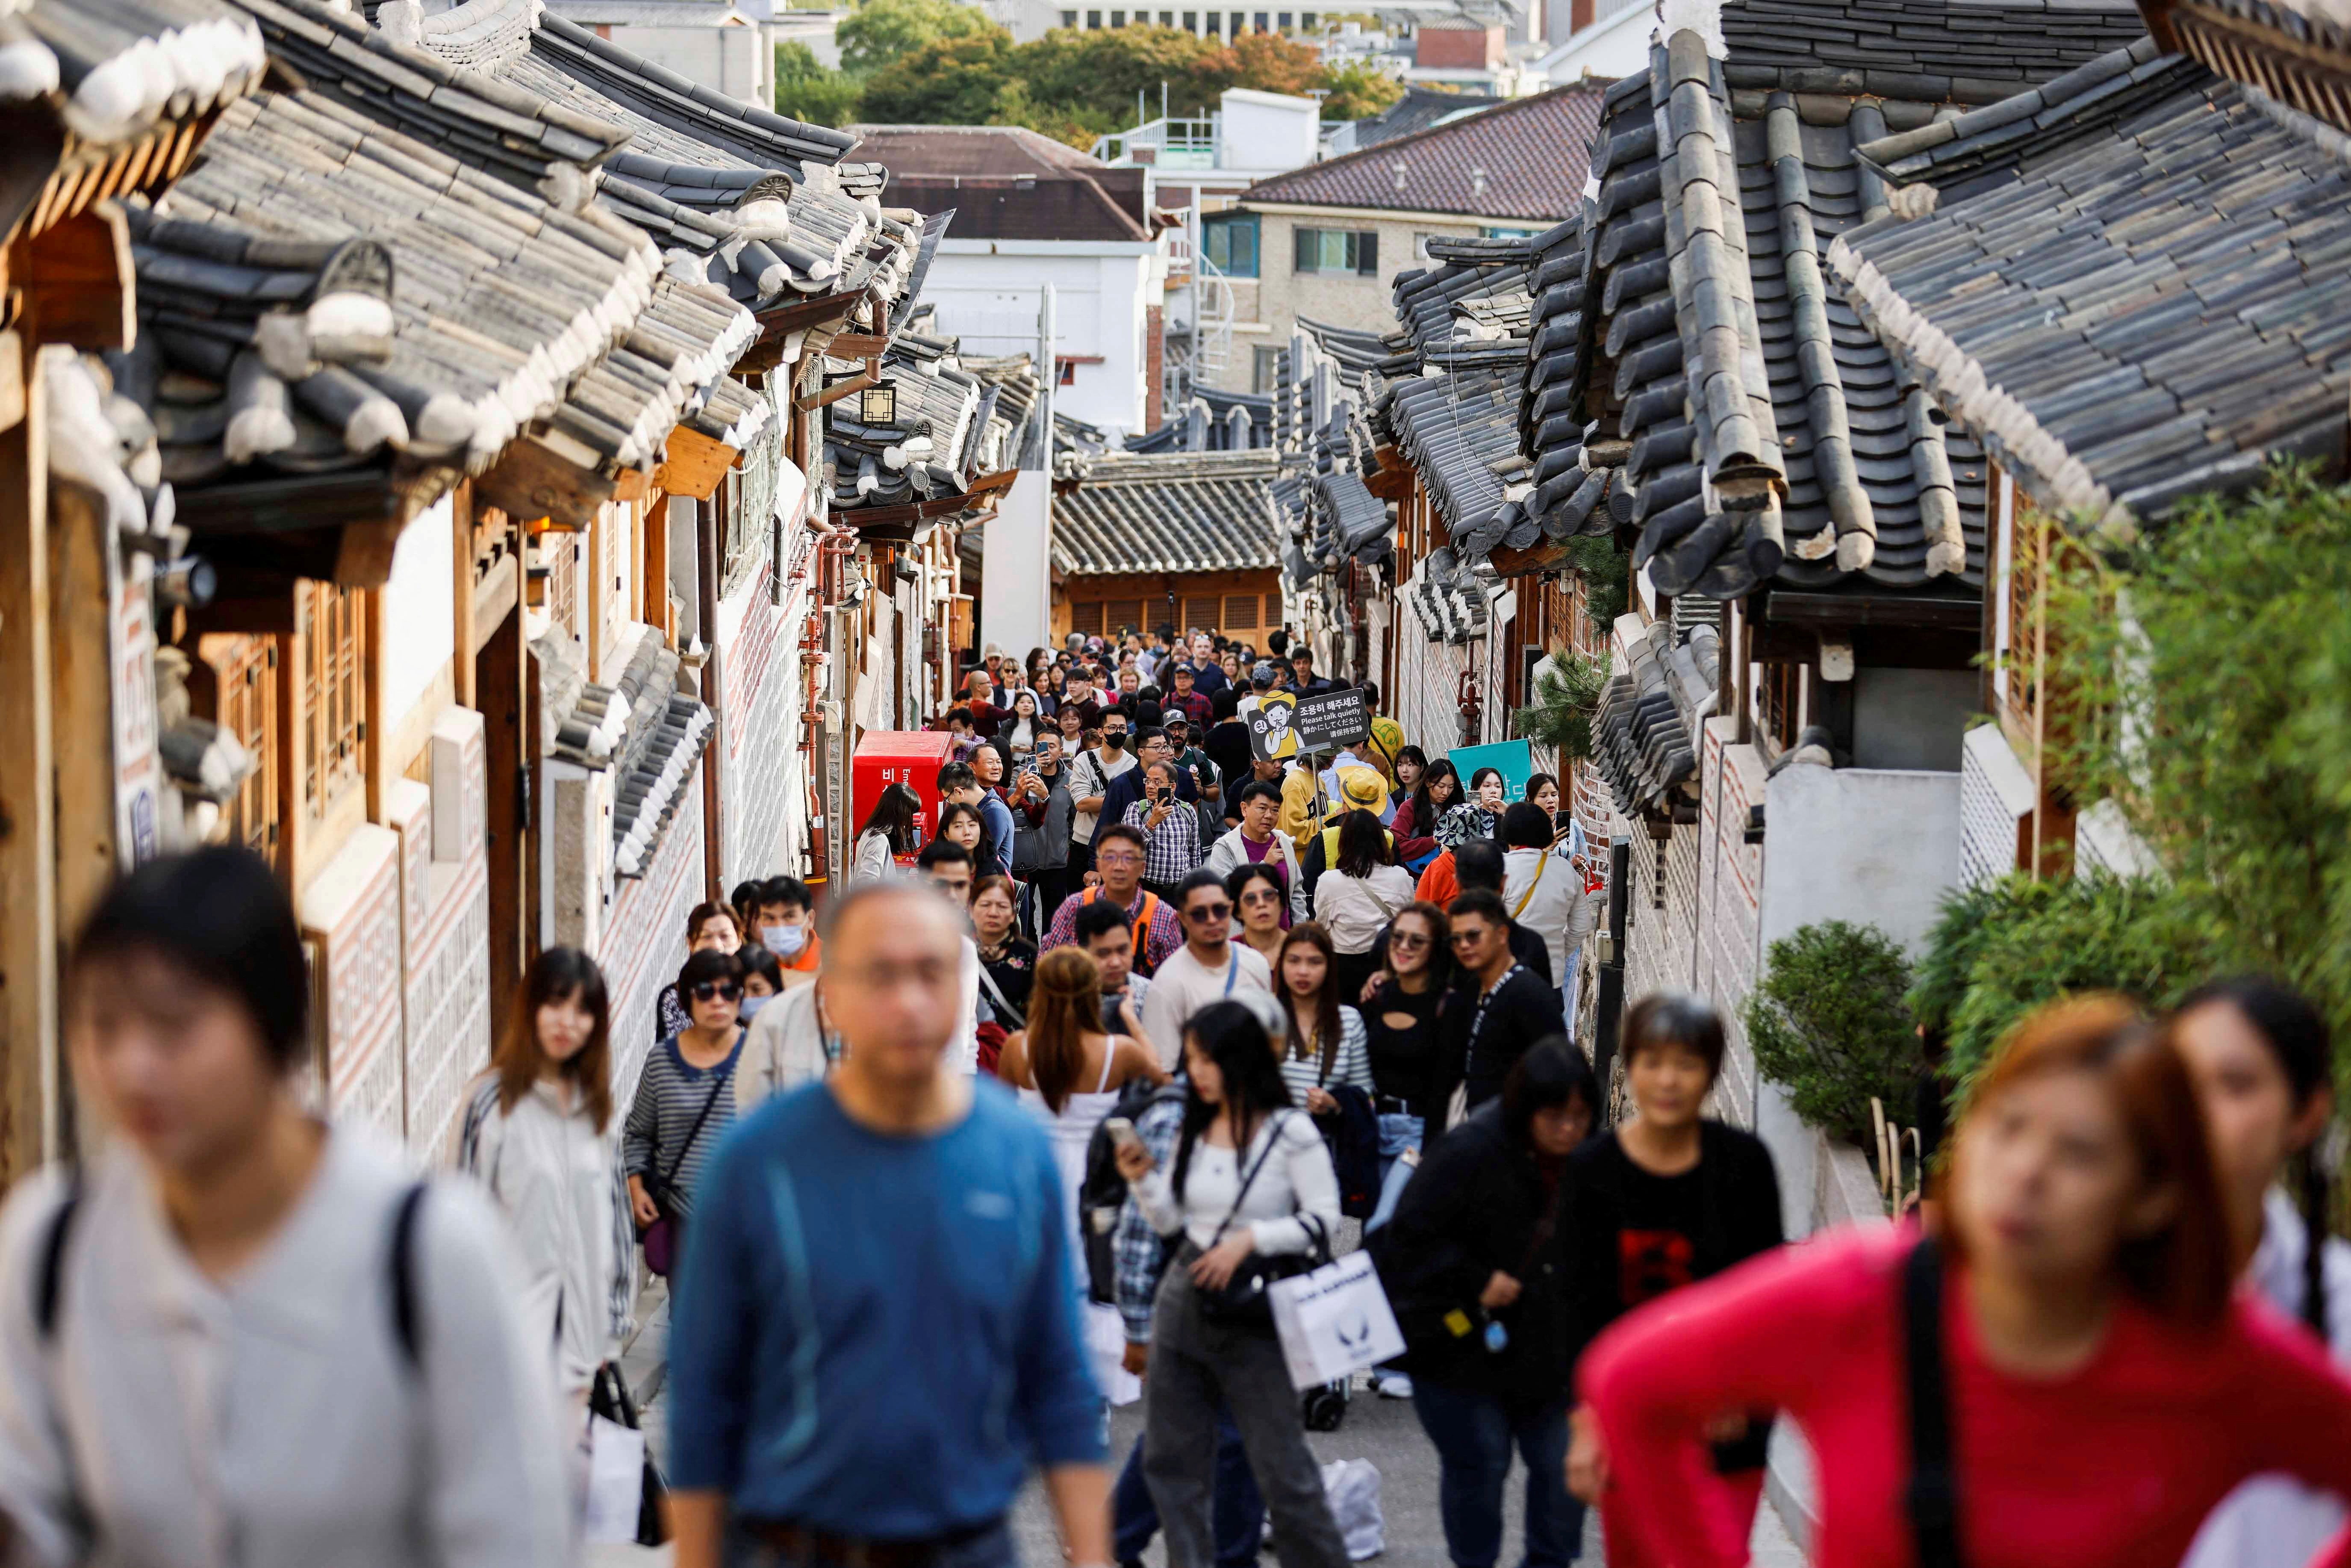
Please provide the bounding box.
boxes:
[1245,690,1299,762]
[1293,687,1370,755]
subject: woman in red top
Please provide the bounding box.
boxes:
[1573,994,2351,1568]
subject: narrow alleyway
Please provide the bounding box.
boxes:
[592,1281,1806,1567]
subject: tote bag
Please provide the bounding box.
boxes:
[1268,1247,1407,1391]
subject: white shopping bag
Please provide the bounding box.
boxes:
[1320,1459,1385,1560]
[583,1412,648,1544]
[1268,1249,1406,1392]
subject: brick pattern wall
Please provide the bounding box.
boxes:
[309,827,406,1135]
[601,783,705,1099]
[720,561,789,888]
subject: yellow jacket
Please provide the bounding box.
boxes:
[1279,765,1321,846]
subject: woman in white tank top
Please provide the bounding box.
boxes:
[997,947,1167,1404]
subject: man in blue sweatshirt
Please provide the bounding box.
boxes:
[667,878,1111,1568]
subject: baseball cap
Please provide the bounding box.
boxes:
[1250,663,1278,689]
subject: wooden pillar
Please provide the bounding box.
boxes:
[0,338,57,1181]
[451,480,476,708]
[47,481,116,940]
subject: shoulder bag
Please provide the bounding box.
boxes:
[639,1049,736,1278]
[1905,1235,1965,1568]
[1194,1111,1332,1326]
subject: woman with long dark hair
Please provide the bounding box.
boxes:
[460,946,635,1409]
[1382,1042,1600,1568]
[1119,1002,1349,1568]
[0,849,569,1565]
[1573,995,2351,1568]
[1393,758,1460,869]
[624,947,746,1276]
[1437,767,1508,849]
[1312,808,1416,1004]
[2176,979,2351,1568]
[1363,900,1452,1232]
[1273,922,1371,1114]
[852,781,923,883]
[999,947,1165,1405]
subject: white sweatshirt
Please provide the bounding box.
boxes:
[457,1074,636,1394]
[0,1129,570,1568]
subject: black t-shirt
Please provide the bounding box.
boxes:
[1204,721,1254,813]
[1363,979,1447,1112]
[1450,966,1568,1111]
[980,939,1037,1020]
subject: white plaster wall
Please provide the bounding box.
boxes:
[380,495,455,736]
[1217,91,1322,173]
[600,24,769,104]
[926,245,1155,438]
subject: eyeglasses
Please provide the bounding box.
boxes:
[1096,851,1142,867]
[1389,930,1432,950]
[689,981,743,1002]
[1186,902,1233,921]
[1240,888,1282,905]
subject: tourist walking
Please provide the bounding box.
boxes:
[751,876,822,978]
[1562,994,1781,1563]
[1311,809,1415,1004]
[1076,902,1156,1061]
[666,879,1112,1568]
[1382,1043,1599,1568]
[1206,780,1308,920]
[852,781,923,884]
[1437,768,1507,849]
[1391,759,1459,871]
[998,947,1169,1406]
[1042,824,1184,975]
[2175,979,2351,1568]
[460,946,635,1405]
[1441,891,1570,1123]
[657,899,745,1039]
[1361,901,1452,1230]
[1227,861,1292,973]
[1500,804,1601,1036]
[1574,995,2351,1568]
[1119,1002,1352,1568]
[0,848,569,1568]
[1067,710,1139,886]
[1142,870,1274,1071]
[972,872,1038,1028]
[1125,759,1205,899]
[624,948,747,1274]
[1013,732,1076,933]
[1273,922,1373,1111]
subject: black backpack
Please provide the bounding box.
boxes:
[1079,1079,1185,1306]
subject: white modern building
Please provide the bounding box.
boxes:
[538,0,774,103]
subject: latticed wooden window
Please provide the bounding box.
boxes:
[1184,596,1218,633]
[1223,593,1259,631]
[302,582,368,818]
[1106,599,1144,635]
[1072,600,1105,636]
[545,532,580,636]
[212,636,280,862]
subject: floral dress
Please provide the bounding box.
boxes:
[1435,801,1499,849]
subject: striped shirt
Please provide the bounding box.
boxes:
[622,1033,743,1219]
[1279,1006,1372,1104]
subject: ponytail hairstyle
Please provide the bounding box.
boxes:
[2177,977,2334,1337]
[1025,947,1102,1114]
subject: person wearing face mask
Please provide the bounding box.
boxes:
[749,877,821,978]
[624,948,747,1278]
[738,946,784,1021]
[460,948,636,1414]
[1066,713,1137,887]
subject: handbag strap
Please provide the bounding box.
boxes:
[657,1041,737,1192]
[1511,850,1552,920]
[1206,1111,1293,1249]
[1904,1235,1965,1568]
[975,960,1025,1031]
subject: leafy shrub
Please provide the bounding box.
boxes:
[1512,649,1608,765]
[1743,920,1918,1143]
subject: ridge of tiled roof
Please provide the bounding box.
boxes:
[848,123,1105,175]
[1718,0,2153,104]
[1832,63,2351,536]
[1347,85,1511,150]
[1052,448,1281,575]
[1242,82,1607,220]
[5,0,267,147]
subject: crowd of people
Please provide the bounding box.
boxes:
[8,626,2351,1568]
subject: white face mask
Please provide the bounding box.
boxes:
[765,923,807,957]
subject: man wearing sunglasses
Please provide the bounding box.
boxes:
[1138,869,1272,1071]
[667,878,1112,1568]
[1435,890,1567,1129]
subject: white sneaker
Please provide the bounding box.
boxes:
[1371,1371,1413,1400]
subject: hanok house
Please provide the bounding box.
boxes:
[0,0,268,1180]
[1050,448,1285,645]
[1547,0,2157,1264]
[1829,8,2351,890]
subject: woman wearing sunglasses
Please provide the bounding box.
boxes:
[623,947,747,1276]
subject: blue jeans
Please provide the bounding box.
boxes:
[725,1515,1016,1568]
[1558,949,1581,1042]
[1113,1406,1264,1567]
[1365,1113,1424,1234]
[1411,1385,1582,1568]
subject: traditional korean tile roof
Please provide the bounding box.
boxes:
[824,334,992,510]
[1592,616,1718,812]
[1568,0,2141,601]
[1831,54,2351,535]
[603,627,715,879]
[1404,545,1491,643]
[1051,448,1281,575]
[1125,386,1272,453]
[1241,82,1608,221]
[957,350,1045,469]
[1,0,266,147]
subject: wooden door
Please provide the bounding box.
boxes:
[475,600,526,1052]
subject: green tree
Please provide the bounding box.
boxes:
[837,0,1002,76]
[1228,29,1326,95]
[1513,650,1608,764]
[1009,25,1237,130]
[1317,59,1404,121]
[1743,920,1919,1142]
[857,30,1018,126]
[2040,464,2351,1053]
[773,41,866,129]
